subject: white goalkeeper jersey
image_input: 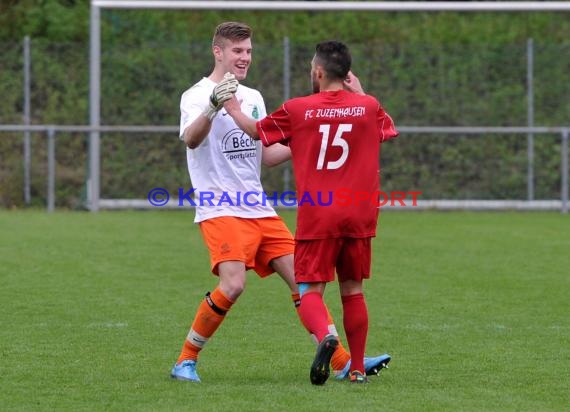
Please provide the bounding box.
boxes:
[179,77,277,223]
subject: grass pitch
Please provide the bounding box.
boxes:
[1,210,569,411]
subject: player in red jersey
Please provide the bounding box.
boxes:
[225,40,398,384]
[171,22,390,384]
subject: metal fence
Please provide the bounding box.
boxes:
[0,37,569,211]
[0,124,567,213]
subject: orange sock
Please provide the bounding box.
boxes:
[326,309,351,372]
[177,288,234,364]
[292,292,350,372]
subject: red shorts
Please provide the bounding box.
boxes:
[199,216,295,277]
[294,237,372,283]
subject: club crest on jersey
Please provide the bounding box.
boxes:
[221,128,257,161]
[252,105,259,119]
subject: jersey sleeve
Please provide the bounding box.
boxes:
[377,102,399,143]
[179,86,209,140]
[256,104,292,147]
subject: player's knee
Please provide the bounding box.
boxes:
[228,282,245,298]
[218,263,247,299]
[219,278,246,299]
[339,280,363,296]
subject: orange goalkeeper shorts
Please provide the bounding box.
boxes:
[199,216,295,277]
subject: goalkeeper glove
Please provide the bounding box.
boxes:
[203,72,238,121]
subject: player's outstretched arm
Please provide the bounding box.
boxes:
[262,143,291,167]
[224,96,260,139]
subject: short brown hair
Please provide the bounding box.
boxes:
[212,22,252,47]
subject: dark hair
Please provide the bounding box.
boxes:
[213,22,252,47]
[314,41,351,80]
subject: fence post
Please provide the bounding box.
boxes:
[47,128,55,212]
[23,36,31,205]
[283,36,290,101]
[562,129,569,214]
[527,38,534,201]
[283,36,291,193]
[89,2,101,212]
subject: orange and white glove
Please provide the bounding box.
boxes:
[203,72,238,121]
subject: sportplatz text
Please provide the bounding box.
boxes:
[147,188,421,207]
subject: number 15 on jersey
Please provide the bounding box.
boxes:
[316,123,352,170]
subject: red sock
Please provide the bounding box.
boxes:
[342,293,368,373]
[292,292,350,371]
[298,291,330,342]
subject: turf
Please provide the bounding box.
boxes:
[1,210,568,411]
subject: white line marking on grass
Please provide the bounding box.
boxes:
[86,322,129,328]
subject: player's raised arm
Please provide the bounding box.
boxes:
[181,114,212,149]
[182,73,238,149]
[343,71,365,95]
[224,95,260,139]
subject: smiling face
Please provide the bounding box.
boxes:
[213,37,252,81]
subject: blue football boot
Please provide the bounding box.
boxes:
[171,360,201,382]
[335,353,391,380]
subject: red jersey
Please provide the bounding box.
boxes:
[257,90,398,240]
